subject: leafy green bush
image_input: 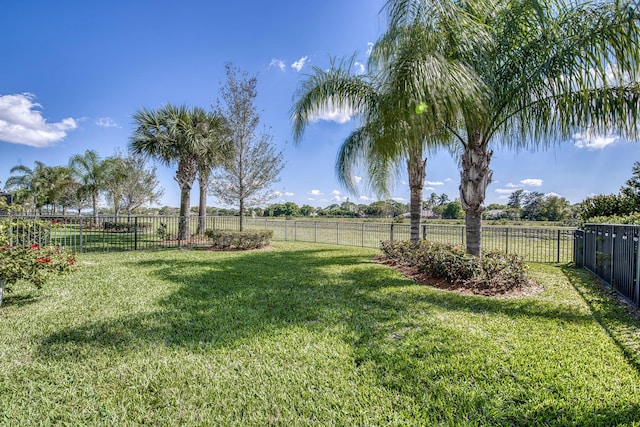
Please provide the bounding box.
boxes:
[103,221,151,233]
[0,218,53,247]
[582,213,640,225]
[0,243,77,306]
[204,229,273,250]
[381,240,530,292]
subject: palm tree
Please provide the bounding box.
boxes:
[70,150,109,225]
[383,0,640,256]
[131,104,225,240]
[292,54,478,242]
[5,161,49,214]
[192,109,229,235]
[437,193,449,206]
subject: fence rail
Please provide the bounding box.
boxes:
[574,224,640,307]
[1,215,575,263]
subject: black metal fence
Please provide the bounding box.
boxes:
[0,215,575,263]
[574,224,640,307]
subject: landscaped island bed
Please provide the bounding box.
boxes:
[1,242,639,425]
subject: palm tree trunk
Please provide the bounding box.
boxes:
[196,172,209,235]
[408,155,427,243]
[178,186,191,241]
[175,158,196,241]
[459,136,493,257]
[92,193,98,227]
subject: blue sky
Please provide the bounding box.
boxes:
[0,0,637,209]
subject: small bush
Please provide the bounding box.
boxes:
[103,221,150,233]
[381,240,530,292]
[204,229,273,250]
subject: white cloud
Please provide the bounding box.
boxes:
[425,180,444,186]
[273,191,282,197]
[309,99,353,124]
[96,117,118,128]
[495,188,518,195]
[269,58,286,71]
[505,183,520,188]
[573,132,619,150]
[332,195,347,202]
[521,178,543,187]
[445,178,452,182]
[0,93,77,147]
[545,192,562,198]
[359,195,374,202]
[366,42,374,56]
[284,192,295,197]
[353,175,362,185]
[309,189,323,196]
[291,56,308,72]
[331,190,341,196]
[354,61,365,74]
[391,197,405,202]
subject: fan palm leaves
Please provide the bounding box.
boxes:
[131,104,228,240]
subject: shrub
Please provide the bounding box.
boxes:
[103,221,151,233]
[0,243,77,306]
[204,229,273,250]
[0,218,53,247]
[380,240,529,292]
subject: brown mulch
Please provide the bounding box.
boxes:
[200,245,275,252]
[374,256,543,298]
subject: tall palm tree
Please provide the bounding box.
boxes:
[70,150,109,225]
[192,109,229,235]
[292,53,479,242]
[5,161,49,214]
[131,104,225,240]
[383,0,640,256]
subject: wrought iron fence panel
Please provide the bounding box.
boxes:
[575,223,640,308]
[2,215,575,264]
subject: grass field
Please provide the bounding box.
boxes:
[1,242,639,425]
[35,215,575,263]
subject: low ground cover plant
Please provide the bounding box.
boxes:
[204,229,273,250]
[380,240,532,293]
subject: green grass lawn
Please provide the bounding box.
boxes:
[1,242,639,425]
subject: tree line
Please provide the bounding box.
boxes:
[3,150,162,221]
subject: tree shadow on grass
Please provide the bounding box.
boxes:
[561,264,640,374]
[36,247,639,424]
[39,248,595,358]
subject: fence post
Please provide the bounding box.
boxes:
[390,223,395,242]
[361,223,365,247]
[336,222,339,245]
[557,229,561,263]
[314,222,317,243]
[295,221,298,242]
[635,232,640,307]
[422,224,426,240]
[134,216,138,251]
[285,221,288,241]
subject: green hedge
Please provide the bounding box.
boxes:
[204,229,273,250]
[103,221,151,233]
[0,218,53,247]
[380,240,530,292]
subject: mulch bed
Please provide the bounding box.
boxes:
[374,256,543,298]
